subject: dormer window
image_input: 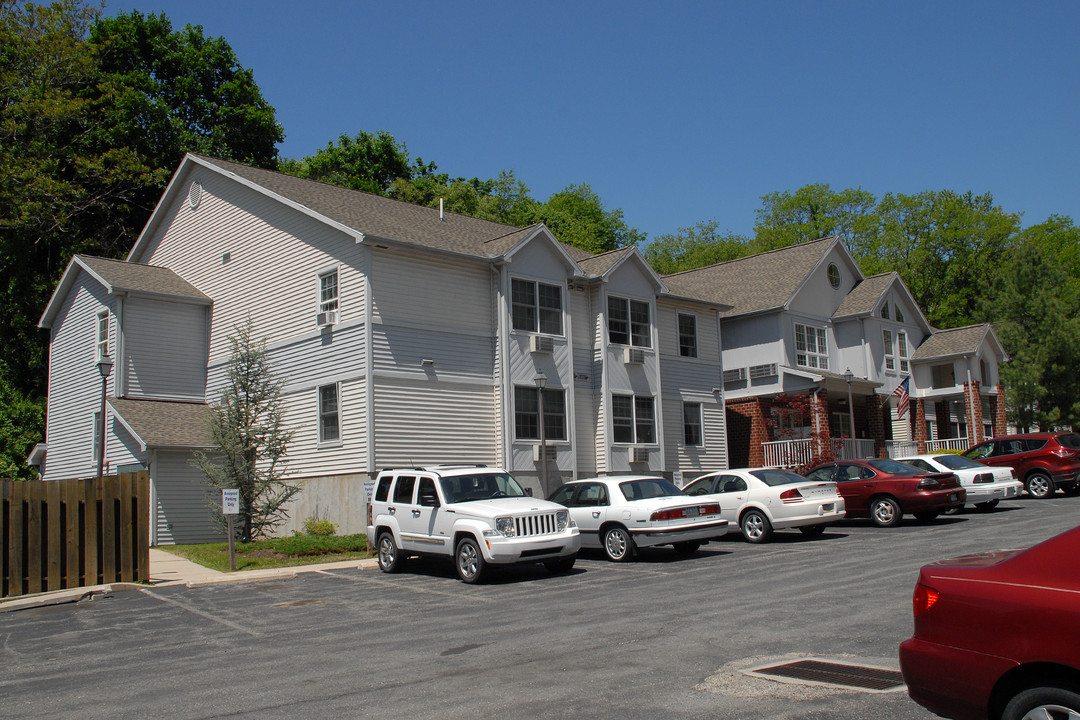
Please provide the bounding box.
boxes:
[608,296,651,347]
[881,303,890,320]
[895,305,905,323]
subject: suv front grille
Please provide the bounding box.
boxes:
[514,513,561,537]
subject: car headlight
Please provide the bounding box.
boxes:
[556,510,569,531]
[495,517,516,537]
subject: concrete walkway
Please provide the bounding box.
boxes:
[0,549,380,613]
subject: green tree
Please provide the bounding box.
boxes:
[282,129,426,194]
[643,220,752,274]
[536,184,644,254]
[0,363,45,481]
[192,320,298,542]
[753,184,877,252]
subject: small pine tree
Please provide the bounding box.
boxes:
[192,319,298,541]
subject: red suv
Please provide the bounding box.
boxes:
[963,433,1080,499]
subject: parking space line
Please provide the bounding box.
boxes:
[311,570,499,603]
[140,589,261,637]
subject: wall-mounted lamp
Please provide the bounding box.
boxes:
[711,387,721,394]
[420,358,435,366]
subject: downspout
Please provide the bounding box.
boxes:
[363,244,375,474]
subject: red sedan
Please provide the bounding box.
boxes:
[804,459,964,527]
[899,526,1080,720]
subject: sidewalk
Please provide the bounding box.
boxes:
[0,550,380,613]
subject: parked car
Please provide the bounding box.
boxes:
[899,525,1080,720]
[367,465,580,583]
[804,459,965,527]
[963,433,1080,499]
[547,476,729,561]
[897,454,1023,511]
[681,468,845,543]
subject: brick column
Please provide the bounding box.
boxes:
[993,385,1008,437]
[866,394,886,457]
[964,380,984,445]
[726,397,769,468]
[914,398,927,453]
[811,389,831,459]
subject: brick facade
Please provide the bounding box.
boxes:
[866,394,887,457]
[725,397,769,468]
[993,385,1008,437]
[914,398,927,453]
[964,380,985,445]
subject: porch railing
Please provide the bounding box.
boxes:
[926,437,970,452]
[886,440,919,458]
[762,438,876,468]
[832,438,876,461]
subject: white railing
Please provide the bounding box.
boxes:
[831,438,876,460]
[762,439,812,468]
[926,437,969,452]
[886,440,920,458]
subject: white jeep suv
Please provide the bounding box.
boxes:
[366,465,580,583]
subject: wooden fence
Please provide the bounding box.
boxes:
[1,472,150,598]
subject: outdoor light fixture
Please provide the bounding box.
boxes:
[96,354,114,478]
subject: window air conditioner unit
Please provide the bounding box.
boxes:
[533,444,557,462]
[316,310,338,327]
[748,363,777,379]
[723,367,747,383]
[531,335,554,354]
[631,447,650,463]
[625,347,645,365]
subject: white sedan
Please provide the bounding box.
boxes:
[682,468,845,543]
[897,454,1024,510]
[547,476,730,561]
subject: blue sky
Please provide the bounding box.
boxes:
[111,0,1079,241]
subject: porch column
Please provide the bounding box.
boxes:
[811,389,831,460]
[964,380,984,445]
[748,399,768,468]
[725,397,768,468]
[866,394,886,458]
[993,385,1008,437]
[914,398,928,453]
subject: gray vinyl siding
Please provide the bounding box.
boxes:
[152,450,222,545]
[661,396,728,476]
[569,285,599,477]
[372,325,495,380]
[43,276,115,481]
[373,377,497,466]
[279,377,367,477]
[370,250,493,335]
[122,297,208,401]
[135,169,364,364]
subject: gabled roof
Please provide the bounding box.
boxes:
[910,324,1007,362]
[108,398,213,451]
[579,246,669,293]
[832,271,933,333]
[131,155,592,264]
[660,237,842,317]
[39,254,211,329]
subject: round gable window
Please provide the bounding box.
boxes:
[827,263,841,289]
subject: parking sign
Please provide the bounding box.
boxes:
[222,489,240,515]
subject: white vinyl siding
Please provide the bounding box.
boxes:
[123,297,208,401]
[152,450,222,545]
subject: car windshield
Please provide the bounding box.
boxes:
[867,459,923,475]
[749,469,807,486]
[932,454,984,470]
[439,473,527,503]
[618,478,683,501]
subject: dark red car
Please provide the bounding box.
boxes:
[899,526,1080,720]
[803,459,964,527]
[963,432,1080,499]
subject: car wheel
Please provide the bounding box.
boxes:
[602,525,636,562]
[913,511,939,523]
[974,499,1000,512]
[740,509,773,543]
[1002,686,1080,720]
[377,531,405,573]
[870,496,902,528]
[454,536,488,584]
[1026,471,1055,499]
[543,555,576,573]
[673,541,701,554]
[798,524,826,537]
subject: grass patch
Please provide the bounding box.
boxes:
[160,534,370,572]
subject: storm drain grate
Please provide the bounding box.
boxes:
[747,659,905,692]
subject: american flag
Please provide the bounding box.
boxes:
[894,376,910,418]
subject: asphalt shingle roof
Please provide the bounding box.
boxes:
[910,324,991,360]
[832,272,895,318]
[661,237,838,316]
[77,255,209,301]
[109,398,213,449]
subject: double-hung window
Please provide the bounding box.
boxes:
[514,386,566,440]
[683,403,702,446]
[794,323,828,369]
[612,394,655,444]
[318,384,340,444]
[898,331,909,373]
[96,311,109,360]
[883,329,895,372]
[319,269,339,314]
[608,297,651,347]
[678,313,697,358]
[511,278,562,335]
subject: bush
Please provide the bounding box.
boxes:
[303,516,338,536]
[236,533,367,558]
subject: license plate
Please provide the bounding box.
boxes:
[949,493,958,502]
[684,507,700,517]
[822,503,834,513]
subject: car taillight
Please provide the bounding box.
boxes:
[1050,446,1074,458]
[650,503,720,521]
[916,477,940,489]
[912,583,940,617]
[779,488,804,503]
[973,473,993,484]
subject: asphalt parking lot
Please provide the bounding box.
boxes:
[1,494,1077,719]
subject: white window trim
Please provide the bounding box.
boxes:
[96,311,109,360]
[513,385,567,441]
[317,383,341,447]
[510,276,564,336]
[883,329,896,373]
[683,402,703,447]
[607,295,652,348]
[612,393,656,445]
[677,312,698,358]
[316,265,340,316]
[794,322,829,370]
[898,330,909,373]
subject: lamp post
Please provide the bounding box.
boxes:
[843,368,855,459]
[533,371,547,494]
[96,354,114,477]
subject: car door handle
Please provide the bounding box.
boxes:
[412,509,421,517]
[592,511,602,518]
[388,506,396,514]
